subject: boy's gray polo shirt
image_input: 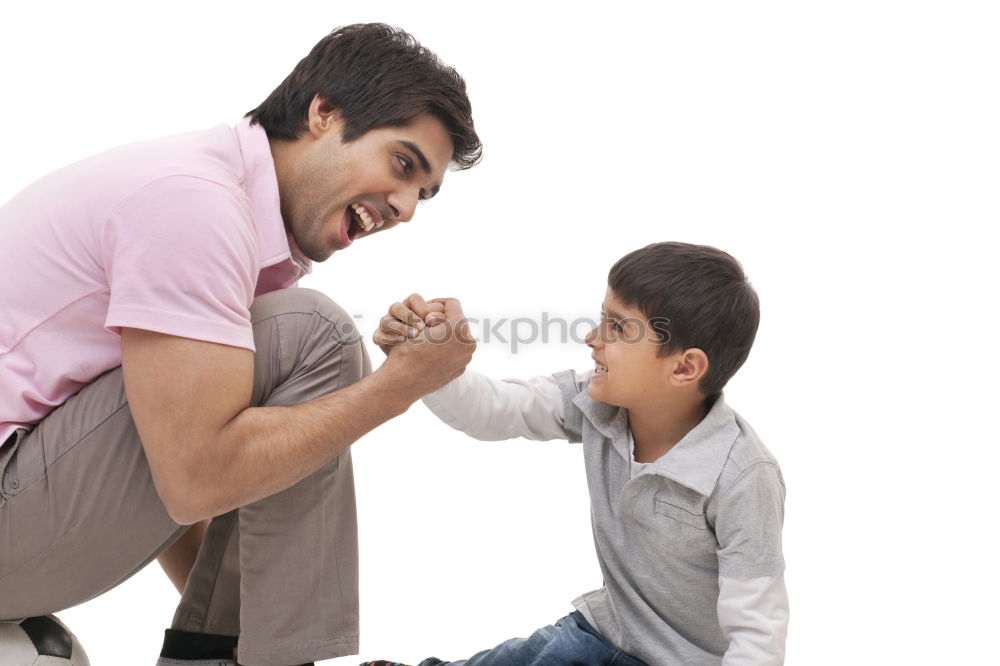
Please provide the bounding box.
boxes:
[552,370,785,666]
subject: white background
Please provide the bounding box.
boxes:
[2,1,998,664]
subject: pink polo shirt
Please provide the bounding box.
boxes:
[0,120,310,443]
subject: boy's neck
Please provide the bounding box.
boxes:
[627,394,708,464]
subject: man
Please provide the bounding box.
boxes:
[0,23,480,666]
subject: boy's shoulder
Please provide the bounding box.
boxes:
[551,369,603,444]
[550,371,785,496]
[715,407,785,497]
[552,368,591,400]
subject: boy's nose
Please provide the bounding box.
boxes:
[585,326,600,348]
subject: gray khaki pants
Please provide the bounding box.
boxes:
[0,288,370,665]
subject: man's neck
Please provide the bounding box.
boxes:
[627,394,708,464]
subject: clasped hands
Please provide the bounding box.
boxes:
[372,293,476,397]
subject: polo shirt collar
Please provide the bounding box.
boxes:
[234,119,312,277]
[573,390,740,497]
[645,394,740,496]
[572,391,632,464]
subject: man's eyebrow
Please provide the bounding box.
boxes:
[400,141,443,200]
[400,141,432,174]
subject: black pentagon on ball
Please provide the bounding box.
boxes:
[19,616,74,659]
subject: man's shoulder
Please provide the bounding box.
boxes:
[96,125,257,233]
[3,125,248,229]
[103,124,246,194]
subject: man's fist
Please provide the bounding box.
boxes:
[376,294,476,399]
[373,292,447,355]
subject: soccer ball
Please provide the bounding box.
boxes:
[0,615,90,665]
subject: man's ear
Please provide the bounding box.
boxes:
[306,94,343,139]
[669,348,709,389]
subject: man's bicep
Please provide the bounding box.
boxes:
[120,328,253,511]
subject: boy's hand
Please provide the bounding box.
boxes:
[373,292,447,355]
[377,297,477,398]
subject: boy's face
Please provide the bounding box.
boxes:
[586,288,673,408]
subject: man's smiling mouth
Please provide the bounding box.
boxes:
[348,202,383,239]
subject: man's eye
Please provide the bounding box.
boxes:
[396,154,412,172]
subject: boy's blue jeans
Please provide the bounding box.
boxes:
[416,612,648,666]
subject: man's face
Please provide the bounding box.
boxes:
[279,109,453,262]
[586,287,674,409]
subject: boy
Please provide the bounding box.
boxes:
[366,242,788,665]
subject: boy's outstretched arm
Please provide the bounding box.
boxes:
[423,369,571,441]
[376,294,574,442]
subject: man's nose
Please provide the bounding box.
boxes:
[386,187,420,223]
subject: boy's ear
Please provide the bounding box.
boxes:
[669,348,709,389]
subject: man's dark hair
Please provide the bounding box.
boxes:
[608,242,760,399]
[246,23,481,170]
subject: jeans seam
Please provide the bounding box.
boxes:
[0,518,83,583]
[206,519,237,631]
[609,650,644,666]
[326,339,348,614]
[184,516,238,632]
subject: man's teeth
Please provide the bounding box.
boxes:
[350,203,381,232]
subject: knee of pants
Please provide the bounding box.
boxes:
[251,287,350,324]
[251,288,370,396]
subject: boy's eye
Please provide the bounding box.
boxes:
[601,313,624,333]
[396,154,412,172]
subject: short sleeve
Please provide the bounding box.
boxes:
[713,461,786,579]
[102,176,259,351]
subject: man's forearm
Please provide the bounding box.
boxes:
[127,299,475,525]
[176,365,412,523]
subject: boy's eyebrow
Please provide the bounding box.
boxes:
[601,306,627,320]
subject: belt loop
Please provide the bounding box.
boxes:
[1,428,27,499]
